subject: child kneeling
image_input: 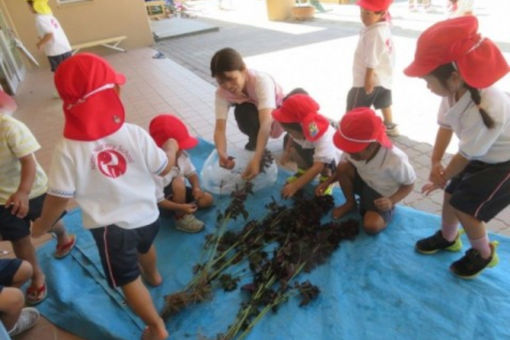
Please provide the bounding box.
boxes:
[150,114,213,232]
[317,107,416,234]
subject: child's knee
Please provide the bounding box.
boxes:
[171,176,186,191]
[198,193,214,208]
[12,260,33,286]
[363,212,387,234]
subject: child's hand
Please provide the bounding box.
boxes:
[5,191,29,218]
[180,203,197,214]
[429,163,447,187]
[281,182,299,199]
[315,181,331,196]
[364,78,374,95]
[242,158,260,180]
[192,187,204,200]
[219,154,235,169]
[421,182,441,196]
[374,197,393,211]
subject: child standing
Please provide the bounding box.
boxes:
[0,92,75,305]
[348,0,398,136]
[405,16,510,278]
[317,107,415,234]
[210,47,284,180]
[149,114,213,232]
[26,0,72,72]
[32,53,179,340]
[272,93,340,198]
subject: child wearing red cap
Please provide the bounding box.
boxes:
[348,0,398,136]
[405,16,510,278]
[272,93,340,198]
[32,54,179,340]
[149,114,213,233]
[317,107,415,234]
[0,90,75,305]
[210,47,284,181]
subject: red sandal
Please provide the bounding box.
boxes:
[54,234,76,259]
[26,283,47,305]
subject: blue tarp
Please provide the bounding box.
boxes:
[36,139,510,340]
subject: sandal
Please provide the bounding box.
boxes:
[26,283,47,306]
[54,234,76,259]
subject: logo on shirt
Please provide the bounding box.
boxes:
[308,121,319,138]
[385,38,393,54]
[50,19,59,30]
[96,149,127,178]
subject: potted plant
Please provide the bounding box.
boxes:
[292,0,315,20]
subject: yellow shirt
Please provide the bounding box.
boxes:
[0,115,47,204]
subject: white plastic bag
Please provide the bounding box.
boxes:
[200,149,278,195]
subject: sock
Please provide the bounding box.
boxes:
[470,234,492,259]
[440,223,459,242]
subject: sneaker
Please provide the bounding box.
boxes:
[286,168,305,183]
[415,230,463,254]
[450,241,499,279]
[175,214,204,233]
[384,122,400,137]
[8,307,40,336]
[319,175,334,195]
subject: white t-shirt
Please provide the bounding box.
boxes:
[47,123,168,230]
[155,151,196,201]
[291,125,342,164]
[437,87,510,163]
[35,14,71,57]
[344,146,416,197]
[215,71,277,120]
[352,21,395,90]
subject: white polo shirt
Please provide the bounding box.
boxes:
[291,125,342,164]
[352,21,395,90]
[437,86,510,163]
[155,151,196,201]
[215,70,278,120]
[35,14,71,57]
[344,146,416,197]
[47,123,168,230]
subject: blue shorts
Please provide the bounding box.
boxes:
[90,219,160,288]
[353,172,394,223]
[0,258,22,292]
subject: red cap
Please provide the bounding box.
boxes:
[404,16,510,88]
[0,90,17,114]
[272,94,330,142]
[54,53,126,141]
[333,107,392,153]
[149,114,198,150]
[357,0,392,11]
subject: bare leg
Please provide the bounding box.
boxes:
[333,162,357,219]
[0,287,24,331]
[381,106,394,125]
[363,211,387,234]
[49,220,73,248]
[138,246,162,287]
[10,261,33,288]
[122,278,168,340]
[12,236,45,292]
[196,192,214,209]
[172,177,187,218]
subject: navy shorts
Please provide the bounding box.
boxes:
[353,172,394,223]
[446,160,510,222]
[0,194,46,241]
[0,258,22,292]
[48,51,72,72]
[163,183,194,203]
[346,86,392,111]
[90,219,160,288]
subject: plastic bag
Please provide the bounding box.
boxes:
[200,149,278,195]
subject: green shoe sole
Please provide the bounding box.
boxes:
[452,241,499,280]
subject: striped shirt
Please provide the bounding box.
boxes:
[0,115,47,204]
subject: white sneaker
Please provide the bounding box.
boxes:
[8,307,40,336]
[175,214,205,233]
[384,122,400,137]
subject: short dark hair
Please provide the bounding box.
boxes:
[280,122,303,134]
[210,48,245,78]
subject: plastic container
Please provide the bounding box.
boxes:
[200,149,278,195]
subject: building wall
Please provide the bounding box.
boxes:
[2,0,153,68]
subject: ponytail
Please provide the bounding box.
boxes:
[466,86,495,128]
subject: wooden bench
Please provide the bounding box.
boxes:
[71,36,127,54]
